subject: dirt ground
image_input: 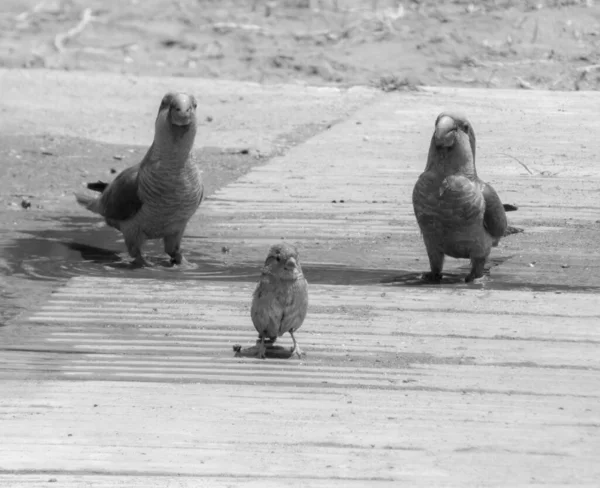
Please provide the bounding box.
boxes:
[1,0,599,91]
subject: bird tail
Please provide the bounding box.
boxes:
[87,180,109,193]
[503,204,518,212]
[74,192,102,214]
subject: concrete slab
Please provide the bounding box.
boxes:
[1,79,600,486]
[1,277,599,486]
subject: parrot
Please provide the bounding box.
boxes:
[250,243,309,359]
[412,112,513,283]
[75,92,204,267]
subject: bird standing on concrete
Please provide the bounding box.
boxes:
[75,92,204,267]
[412,112,509,282]
[251,243,309,359]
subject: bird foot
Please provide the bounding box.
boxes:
[465,272,487,283]
[421,272,442,283]
[169,252,188,266]
[289,344,304,359]
[131,255,152,268]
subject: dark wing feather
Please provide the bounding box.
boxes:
[99,164,143,222]
[481,182,507,238]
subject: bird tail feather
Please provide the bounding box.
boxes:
[87,180,109,193]
[74,193,102,214]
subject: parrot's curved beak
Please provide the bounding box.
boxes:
[169,94,197,127]
[434,115,457,148]
[284,257,297,271]
[170,106,195,127]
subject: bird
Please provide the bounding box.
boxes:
[75,92,204,267]
[250,243,309,359]
[412,112,511,283]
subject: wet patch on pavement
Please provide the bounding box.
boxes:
[3,216,599,295]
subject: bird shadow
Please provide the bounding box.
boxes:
[232,342,298,360]
[383,256,515,287]
[382,271,466,286]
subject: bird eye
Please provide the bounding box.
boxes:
[275,256,281,262]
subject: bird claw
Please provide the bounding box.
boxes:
[289,345,304,359]
[421,272,442,283]
[169,252,186,266]
[132,255,152,268]
[465,274,487,284]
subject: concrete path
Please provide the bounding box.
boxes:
[1,71,599,487]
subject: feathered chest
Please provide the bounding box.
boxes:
[413,172,485,226]
[138,158,203,214]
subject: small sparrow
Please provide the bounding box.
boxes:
[251,243,309,359]
[75,92,204,267]
[412,112,511,282]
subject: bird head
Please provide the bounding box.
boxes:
[155,92,198,141]
[426,112,477,177]
[261,243,303,281]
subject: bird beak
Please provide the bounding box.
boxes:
[169,95,196,127]
[434,115,457,148]
[284,257,297,270]
[170,106,195,127]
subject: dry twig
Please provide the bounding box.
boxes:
[499,153,534,175]
[54,8,94,53]
[515,76,534,89]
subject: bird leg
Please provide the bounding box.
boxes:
[132,254,152,268]
[422,247,444,283]
[466,257,486,282]
[289,330,303,359]
[126,235,150,267]
[164,230,187,266]
[256,336,267,359]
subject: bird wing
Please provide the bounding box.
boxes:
[99,164,143,222]
[280,278,309,335]
[481,181,508,239]
[251,278,284,338]
[412,171,439,225]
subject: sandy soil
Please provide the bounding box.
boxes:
[1,0,599,91]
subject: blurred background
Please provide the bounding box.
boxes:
[1,0,599,90]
